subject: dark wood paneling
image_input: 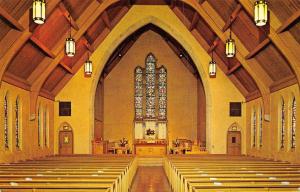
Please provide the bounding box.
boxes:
[63,0,93,20]
[42,66,68,92]
[255,43,294,81]
[268,0,300,22]
[234,68,259,93]
[32,8,69,50]
[6,41,46,79]
[0,0,31,20]
[206,0,237,22]
[85,17,107,44]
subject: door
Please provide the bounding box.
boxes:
[227,131,241,155]
[59,131,73,155]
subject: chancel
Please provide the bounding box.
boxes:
[0,0,299,192]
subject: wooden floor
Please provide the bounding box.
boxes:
[131,166,172,192]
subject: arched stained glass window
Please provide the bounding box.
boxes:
[134,67,143,119]
[291,97,296,149]
[252,109,256,148]
[4,94,9,149]
[158,67,167,120]
[15,97,20,149]
[259,108,263,148]
[38,107,41,147]
[145,54,156,118]
[280,98,285,149]
[44,108,48,147]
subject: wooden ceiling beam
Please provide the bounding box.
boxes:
[270,75,298,93]
[226,63,242,75]
[189,12,200,30]
[276,10,300,33]
[2,71,30,91]
[245,90,261,102]
[239,0,300,89]
[245,38,271,59]
[0,7,24,31]
[222,4,242,32]
[59,2,79,30]
[81,37,95,52]
[39,88,55,100]
[30,36,56,58]
[59,62,74,74]
[207,37,220,53]
[101,11,112,29]
[28,0,120,115]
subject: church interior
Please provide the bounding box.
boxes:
[0,0,299,191]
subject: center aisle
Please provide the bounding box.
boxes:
[130,166,172,192]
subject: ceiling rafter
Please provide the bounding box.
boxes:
[226,63,242,75]
[239,0,300,88]
[182,0,271,110]
[189,12,200,30]
[222,4,242,32]
[59,62,74,74]
[276,10,300,33]
[0,0,61,86]
[29,36,56,58]
[101,11,112,29]
[0,6,24,31]
[245,38,271,59]
[207,37,219,53]
[59,2,79,30]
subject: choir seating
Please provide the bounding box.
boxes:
[0,155,137,192]
[164,155,300,192]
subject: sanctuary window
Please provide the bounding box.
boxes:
[280,99,285,149]
[291,97,296,149]
[38,107,41,147]
[44,109,48,147]
[134,53,167,141]
[15,97,20,149]
[259,108,263,147]
[4,94,9,149]
[252,109,256,148]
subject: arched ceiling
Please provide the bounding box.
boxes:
[0,0,299,105]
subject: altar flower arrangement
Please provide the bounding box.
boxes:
[146,128,155,136]
[173,138,180,147]
[119,137,128,147]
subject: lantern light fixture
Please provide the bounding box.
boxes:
[225,29,235,58]
[65,15,75,57]
[84,53,92,77]
[32,0,46,24]
[254,0,268,26]
[209,51,216,78]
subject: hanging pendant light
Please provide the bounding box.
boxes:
[209,51,216,78]
[65,15,75,57]
[225,29,235,58]
[84,53,92,77]
[254,0,268,26]
[32,0,46,24]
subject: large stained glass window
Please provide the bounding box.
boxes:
[15,97,20,149]
[134,67,143,120]
[158,67,167,120]
[4,94,9,149]
[252,109,256,148]
[280,98,285,149]
[145,54,156,118]
[291,97,296,149]
[259,108,263,148]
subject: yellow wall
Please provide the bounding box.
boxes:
[247,84,300,163]
[103,31,198,147]
[0,82,54,163]
[54,6,245,155]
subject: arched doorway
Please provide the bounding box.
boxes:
[227,122,241,155]
[58,122,73,155]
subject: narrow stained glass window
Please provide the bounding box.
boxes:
[4,94,9,149]
[291,97,296,149]
[280,99,285,149]
[252,109,256,148]
[15,98,20,149]
[259,108,263,148]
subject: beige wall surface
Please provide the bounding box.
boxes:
[54,6,245,155]
[0,82,54,163]
[103,31,198,147]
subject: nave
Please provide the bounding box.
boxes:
[0,155,300,191]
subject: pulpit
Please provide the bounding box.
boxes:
[92,139,108,154]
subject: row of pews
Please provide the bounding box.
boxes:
[164,155,300,192]
[0,155,137,192]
